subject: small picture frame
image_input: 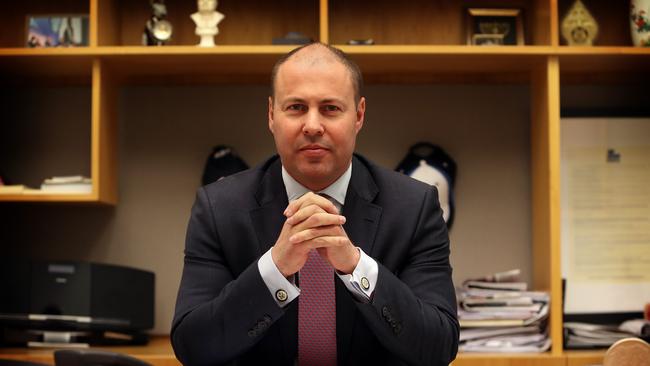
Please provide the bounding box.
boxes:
[26,15,89,48]
[466,8,524,46]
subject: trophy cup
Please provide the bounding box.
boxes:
[143,0,173,46]
[191,0,225,47]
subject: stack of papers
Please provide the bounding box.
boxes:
[0,185,29,194]
[564,322,638,349]
[457,269,551,353]
[40,175,92,194]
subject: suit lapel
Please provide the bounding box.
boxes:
[341,159,382,256]
[249,157,297,360]
[337,156,382,364]
[250,157,288,256]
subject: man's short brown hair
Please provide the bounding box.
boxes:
[270,42,363,105]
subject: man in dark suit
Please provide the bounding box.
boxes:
[172,42,459,366]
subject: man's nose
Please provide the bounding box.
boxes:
[302,109,324,136]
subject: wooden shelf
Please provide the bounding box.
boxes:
[2,46,649,83]
[2,45,648,56]
[564,350,606,366]
[454,353,565,366]
[0,58,116,205]
[0,194,102,203]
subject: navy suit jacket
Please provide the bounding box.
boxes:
[172,154,459,366]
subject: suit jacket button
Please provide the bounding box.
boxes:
[394,323,402,334]
[360,277,370,290]
[382,306,389,317]
[248,330,256,338]
[276,289,288,302]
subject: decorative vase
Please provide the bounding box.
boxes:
[630,0,650,46]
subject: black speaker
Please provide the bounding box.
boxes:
[0,260,154,332]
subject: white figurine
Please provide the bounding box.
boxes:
[191,0,225,47]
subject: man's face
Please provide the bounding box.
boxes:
[269,48,365,191]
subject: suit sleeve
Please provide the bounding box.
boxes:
[355,185,460,366]
[171,188,286,366]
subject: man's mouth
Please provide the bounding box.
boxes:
[299,144,329,157]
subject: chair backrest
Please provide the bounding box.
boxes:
[54,350,151,366]
[603,337,650,366]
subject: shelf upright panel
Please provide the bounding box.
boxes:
[91,0,120,46]
[90,0,99,46]
[320,0,329,44]
[550,0,559,46]
[531,55,562,355]
[536,0,559,46]
[91,57,117,204]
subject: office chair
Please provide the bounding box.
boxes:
[54,350,151,366]
[603,337,650,366]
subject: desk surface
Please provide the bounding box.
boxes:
[0,337,607,366]
[0,336,180,366]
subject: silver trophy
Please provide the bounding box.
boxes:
[143,0,173,45]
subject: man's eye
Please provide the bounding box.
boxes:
[322,105,341,113]
[287,104,306,112]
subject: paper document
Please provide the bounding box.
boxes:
[561,118,650,314]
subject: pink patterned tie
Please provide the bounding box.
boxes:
[298,249,337,366]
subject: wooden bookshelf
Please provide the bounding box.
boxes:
[0,0,646,364]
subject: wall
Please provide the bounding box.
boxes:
[1,83,532,334]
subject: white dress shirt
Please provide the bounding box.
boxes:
[257,162,379,307]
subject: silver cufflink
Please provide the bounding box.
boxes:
[361,277,370,290]
[276,289,288,302]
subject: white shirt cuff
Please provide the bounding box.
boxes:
[336,247,378,303]
[257,248,300,307]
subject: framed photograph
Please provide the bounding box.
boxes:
[26,15,89,48]
[466,8,524,46]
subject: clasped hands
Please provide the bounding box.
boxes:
[271,192,360,277]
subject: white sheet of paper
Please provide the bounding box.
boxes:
[561,117,650,314]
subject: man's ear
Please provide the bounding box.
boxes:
[268,96,274,133]
[355,97,366,133]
